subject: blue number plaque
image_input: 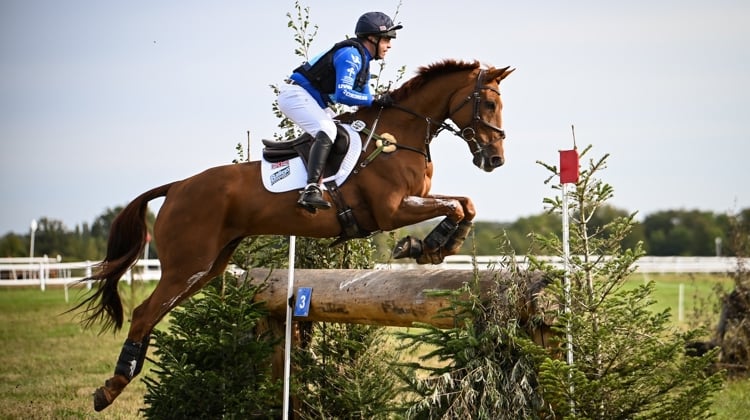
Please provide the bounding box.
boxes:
[294,287,313,317]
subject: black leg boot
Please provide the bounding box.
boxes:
[298,131,333,211]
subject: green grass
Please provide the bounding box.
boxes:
[0,283,155,419]
[0,274,747,419]
[625,273,733,329]
[713,378,750,419]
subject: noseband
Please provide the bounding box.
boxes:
[389,69,505,163]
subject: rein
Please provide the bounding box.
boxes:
[387,69,505,163]
[352,68,504,173]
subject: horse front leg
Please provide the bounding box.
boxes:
[390,195,476,264]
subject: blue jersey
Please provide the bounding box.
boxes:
[290,43,374,108]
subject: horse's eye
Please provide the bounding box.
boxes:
[484,101,496,111]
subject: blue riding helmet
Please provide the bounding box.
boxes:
[355,12,403,39]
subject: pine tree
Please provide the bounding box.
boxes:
[141,274,281,418]
[535,144,724,418]
[294,323,405,419]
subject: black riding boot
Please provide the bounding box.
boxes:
[298,131,333,211]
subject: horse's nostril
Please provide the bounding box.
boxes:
[491,156,505,167]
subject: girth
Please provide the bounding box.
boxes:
[324,180,373,246]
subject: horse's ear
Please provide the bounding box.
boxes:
[490,66,515,82]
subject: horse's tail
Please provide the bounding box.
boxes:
[72,182,175,333]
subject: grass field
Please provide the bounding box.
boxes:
[627,272,732,328]
[0,274,748,419]
[0,283,154,419]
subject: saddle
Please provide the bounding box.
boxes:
[261,124,370,244]
[262,125,351,179]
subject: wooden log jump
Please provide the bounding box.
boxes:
[248,268,557,394]
[246,268,551,330]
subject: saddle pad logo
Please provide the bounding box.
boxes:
[270,161,291,185]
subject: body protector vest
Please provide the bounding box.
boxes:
[294,39,369,95]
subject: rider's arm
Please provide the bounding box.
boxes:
[329,46,372,106]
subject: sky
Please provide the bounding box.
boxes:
[1,0,749,236]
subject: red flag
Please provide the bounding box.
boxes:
[559,149,579,184]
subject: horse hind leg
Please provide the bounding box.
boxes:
[94,335,151,411]
[93,288,171,412]
[93,240,241,411]
[93,272,212,411]
[93,273,211,411]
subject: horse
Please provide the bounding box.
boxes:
[75,59,514,411]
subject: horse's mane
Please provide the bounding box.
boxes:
[391,59,481,101]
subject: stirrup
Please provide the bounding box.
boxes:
[297,185,331,211]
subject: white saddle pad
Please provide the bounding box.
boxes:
[260,125,362,193]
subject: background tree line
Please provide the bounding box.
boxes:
[2,205,748,261]
[0,207,156,262]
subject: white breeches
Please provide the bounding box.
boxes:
[277,83,337,140]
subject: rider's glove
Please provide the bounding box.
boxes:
[371,93,394,108]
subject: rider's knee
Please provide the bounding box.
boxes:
[318,120,337,140]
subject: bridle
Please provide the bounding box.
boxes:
[445,69,506,153]
[388,68,505,163]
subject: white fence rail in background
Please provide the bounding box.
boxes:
[4,256,740,318]
[377,255,745,274]
[0,258,163,302]
[1,256,744,292]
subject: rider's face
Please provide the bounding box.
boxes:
[377,37,392,59]
[367,36,393,60]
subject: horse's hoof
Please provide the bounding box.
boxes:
[392,236,422,259]
[93,387,112,412]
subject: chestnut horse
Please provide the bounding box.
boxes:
[77,59,514,411]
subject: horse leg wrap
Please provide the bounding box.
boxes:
[444,220,474,253]
[114,338,146,381]
[392,236,423,259]
[424,218,459,250]
[133,335,151,378]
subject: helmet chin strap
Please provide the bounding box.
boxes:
[366,36,384,60]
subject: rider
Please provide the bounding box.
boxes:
[278,11,402,211]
